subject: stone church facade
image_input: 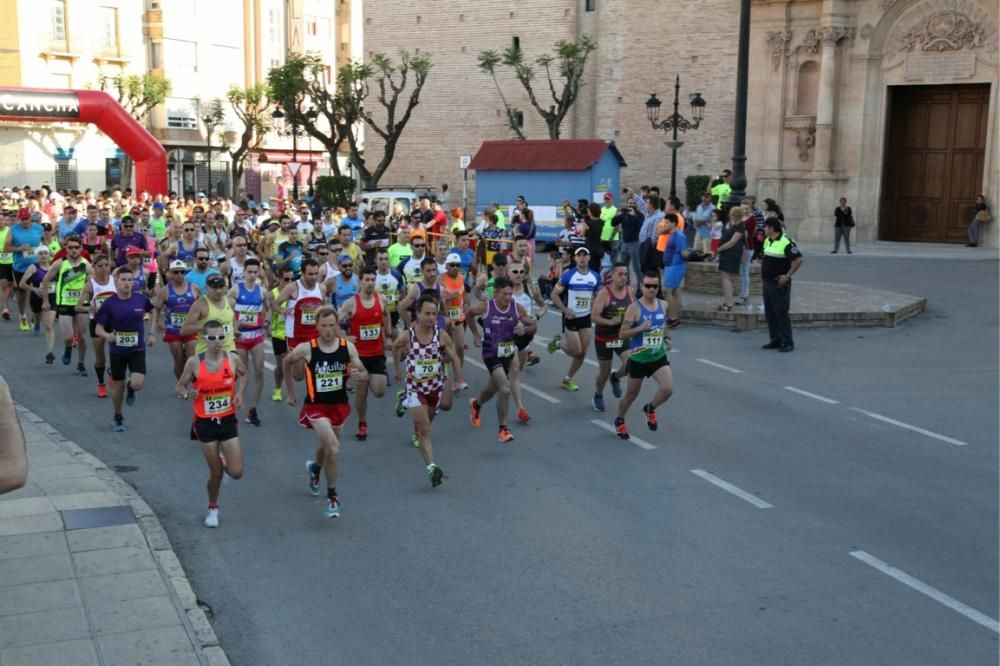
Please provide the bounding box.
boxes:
[363,0,998,246]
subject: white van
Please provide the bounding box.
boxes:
[361,191,418,217]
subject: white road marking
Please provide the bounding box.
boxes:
[849,550,999,634]
[696,358,742,374]
[463,357,561,404]
[783,386,840,404]
[264,361,275,370]
[590,419,655,450]
[690,469,773,508]
[849,407,968,446]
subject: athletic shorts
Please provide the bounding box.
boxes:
[627,355,669,379]
[389,311,400,328]
[163,331,197,344]
[484,356,513,376]
[12,270,26,289]
[595,338,627,362]
[30,292,56,314]
[402,389,440,410]
[145,271,157,292]
[56,305,79,319]
[663,264,687,290]
[360,355,387,376]
[562,314,592,332]
[109,350,146,381]
[0,264,13,282]
[297,402,350,428]
[190,414,239,443]
[514,332,534,351]
[236,332,264,351]
[271,337,287,355]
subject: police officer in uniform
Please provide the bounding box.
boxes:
[760,218,803,352]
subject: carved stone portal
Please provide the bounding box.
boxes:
[766,30,793,70]
[899,10,987,51]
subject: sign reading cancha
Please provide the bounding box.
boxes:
[0,91,80,119]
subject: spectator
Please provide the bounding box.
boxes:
[661,213,687,328]
[716,206,747,311]
[583,203,605,272]
[693,192,714,255]
[967,194,990,248]
[515,207,537,258]
[613,198,644,285]
[833,197,855,254]
[599,192,619,260]
[708,169,732,207]
[739,197,759,304]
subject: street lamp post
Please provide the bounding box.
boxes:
[645,76,706,199]
[202,114,217,198]
[272,105,318,202]
[726,0,752,212]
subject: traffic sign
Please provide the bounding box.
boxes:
[287,162,302,176]
[459,155,471,169]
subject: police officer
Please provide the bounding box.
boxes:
[760,218,803,352]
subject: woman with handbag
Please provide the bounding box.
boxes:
[832,197,854,254]
[967,195,990,247]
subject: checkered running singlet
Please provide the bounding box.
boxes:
[405,326,446,397]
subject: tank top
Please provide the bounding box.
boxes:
[164,281,196,335]
[29,265,51,294]
[131,266,147,297]
[234,282,264,338]
[331,273,359,309]
[304,338,350,405]
[0,228,12,265]
[195,297,236,354]
[285,279,323,341]
[374,271,400,313]
[481,299,519,360]
[270,287,286,340]
[595,286,634,343]
[629,299,668,363]
[193,354,236,419]
[441,273,465,323]
[228,257,246,289]
[350,294,385,357]
[90,276,116,319]
[56,259,89,307]
[512,287,532,317]
[405,326,445,396]
[175,239,200,269]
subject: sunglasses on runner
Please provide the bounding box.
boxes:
[509,269,525,274]
[447,263,460,267]
[170,270,185,275]
[412,243,425,248]
[642,283,659,289]
[204,334,225,342]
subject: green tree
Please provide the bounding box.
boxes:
[205,85,273,197]
[97,73,171,190]
[478,35,596,140]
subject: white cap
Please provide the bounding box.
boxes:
[168,259,188,271]
[446,253,462,265]
[35,245,51,255]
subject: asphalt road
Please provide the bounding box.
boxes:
[2,252,997,665]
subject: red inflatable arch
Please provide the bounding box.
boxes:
[0,87,167,195]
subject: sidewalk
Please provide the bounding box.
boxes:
[0,405,229,666]
[793,240,998,260]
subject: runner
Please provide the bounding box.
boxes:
[439,253,468,368]
[546,247,600,392]
[399,257,444,329]
[175,320,248,528]
[614,271,675,440]
[274,258,326,349]
[180,274,236,355]
[391,294,463,487]
[269,267,294,402]
[590,261,633,412]
[94,266,155,432]
[4,209,44,331]
[326,255,359,309]
[399,235,428,286]
[507,259,547,423]
[467,276,535,442]
[230,258,270,426]
[220,234,254,289]
[165,221,201,270]
[336,266,393,440]
[17,246,56,363]
[374,248,403,330]
[40,234,91,376]
[75,254,118,397]
[0,210,15,320]
[154,260,200,380]
[283,306,367,518]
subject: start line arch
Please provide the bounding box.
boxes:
[0,87,167,195]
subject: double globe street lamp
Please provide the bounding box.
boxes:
[271,104,318,200]
[645,76,707,199]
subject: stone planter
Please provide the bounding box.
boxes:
[683,260,762,296]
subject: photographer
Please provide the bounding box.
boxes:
[613,196,645,285]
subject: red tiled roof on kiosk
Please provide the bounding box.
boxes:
[468,140,627,171]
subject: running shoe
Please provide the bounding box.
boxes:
[394,389,406,418]
[325,497,341,519]
[614,417,630,440]
[667,319,682,329]
[610,372,622,399]
[643,403,658,431]
[592,393,606,412]
[498,426,514,443]
[203,508,220,528]
[96,384,108,399]
[1,307,9,320]
[469,398,481,428]
[411,432,420,448]
[112,416,126,432]
[245,408,261,427]
[517,407,530,424]
[76,363,87,377]
[44,352,55,365]
[32,320,39,335]
[61,349,71,365]
[18,317,29,331]
[125,383,136,406]
[306,460,321,496]
[560,378,579,392]
[271,387,283,402]
[428,464,444,488]
[454,381,469,392]
[356,422,368,441]
[526,351,540,367]
[546,333,562,354]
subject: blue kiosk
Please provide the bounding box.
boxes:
[469,139,627,242]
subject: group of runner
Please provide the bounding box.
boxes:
[2,202,675,528]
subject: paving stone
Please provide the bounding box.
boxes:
[0,638,100,666]
[97,626,200,666]
[0,498,55,521]
[0,606,90,648]
[0,483,46,500]
[0,531,66,561]
[72,546,155,578]
[79,569,169,607]
[186,607,219,647]
[0,580,81,617]
[25,462,98,482]
[32,475,108,496]
[87,596,181,636]
[203,645,232,666]
[49,491,124,512]
[66,524,145,552]
[0,512,64,537]
[0,553,74,587]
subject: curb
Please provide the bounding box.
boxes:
[14,404,231,666]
